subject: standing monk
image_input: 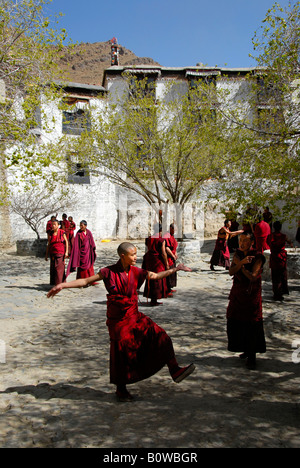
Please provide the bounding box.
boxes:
[252,215,271,253]
[61,213,70,245]
[210,220,243,271]
[163,223,178,294]
[226,232,266,369]
[142,225,169,306]
[47,242,195,401]
[68,216,76,253]
[46,215,56,236]
[66,220,96,279]
[268,221,292,301]
[45,219,68,286]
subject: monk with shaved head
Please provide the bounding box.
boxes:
[48,242,195,401]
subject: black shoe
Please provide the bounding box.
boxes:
[246,356,256,370]
[239,353,248,360]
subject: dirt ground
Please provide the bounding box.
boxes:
[0,241,299,448]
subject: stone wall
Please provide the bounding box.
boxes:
[16,239,48,257]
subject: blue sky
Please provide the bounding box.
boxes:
[48,0,293,68]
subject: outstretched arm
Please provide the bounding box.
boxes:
[47,272,103,298]
[229,229,244,238]
[148,263,192,281]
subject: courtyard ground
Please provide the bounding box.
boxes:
[0,241,299,448]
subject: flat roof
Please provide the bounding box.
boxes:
[54,80,107,93]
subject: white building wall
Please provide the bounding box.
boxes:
[1,69,299,248]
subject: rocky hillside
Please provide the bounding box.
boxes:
[56,40,161,86]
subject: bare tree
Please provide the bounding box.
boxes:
[10,184,78,238]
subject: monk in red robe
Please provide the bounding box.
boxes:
[268,221,292,301]
[252,217,271,253]
[68,216,76,253]
[210,220,243,271]
[47,242,195,401]
[61,213,70,244]
[45,219,68,285]
[142,225,169,305]
[46,215,56,235]
[163,223,178,294]
[66,220,96,279]
[226,232,266,369]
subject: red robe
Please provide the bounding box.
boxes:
[254,220,271,253]
[66,228,96,279]
[226,249,266,354]
[210,228,230,268]
[48,229,66,285]
[142,236,168,300]
[100,260,176,385]
[68,221,76,251]
[268,232,289,299]
[46,219,53,235]
[163,233,178,289]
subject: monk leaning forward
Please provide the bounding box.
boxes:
[47,242,195,401]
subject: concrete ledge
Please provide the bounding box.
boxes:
[262,249,300,280]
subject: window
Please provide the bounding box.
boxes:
[29,105,42,137]
[127,73,157,100]
[62,98,91,135]
[256,77,285,133]
[256,77,281,106]
[257,106,285,133]
[187,72,219,124]
[66,153,90,184]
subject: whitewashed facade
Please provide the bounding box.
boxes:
[0,66,297,248]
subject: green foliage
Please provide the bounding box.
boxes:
[72,74,230,206]
[0,0,72,204]
[217,2,300,221]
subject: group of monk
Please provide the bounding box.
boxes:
[45,207,297,402]
[142,223,178,306]
[209,206,295,370]
[45,214,96,287]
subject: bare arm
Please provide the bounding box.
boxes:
[63,233,69,258]
[45,234,50,260]
[161,241,169,269]
[229,229,244,238]
[148,263,192,281]
[47,272,103,298]
[166,246,176,261]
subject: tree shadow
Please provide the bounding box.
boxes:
[5,284,51,291]
[0,382,109,402]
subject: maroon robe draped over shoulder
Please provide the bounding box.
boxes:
[68,221,76,252]
[163,233,178,289]
[48,229,66,285]
[142,236,168,300]
[226,249,266,354]
[268,232,289,299]
[100,260,176,385]
[66,228,96,278]
[210,228,230,268]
